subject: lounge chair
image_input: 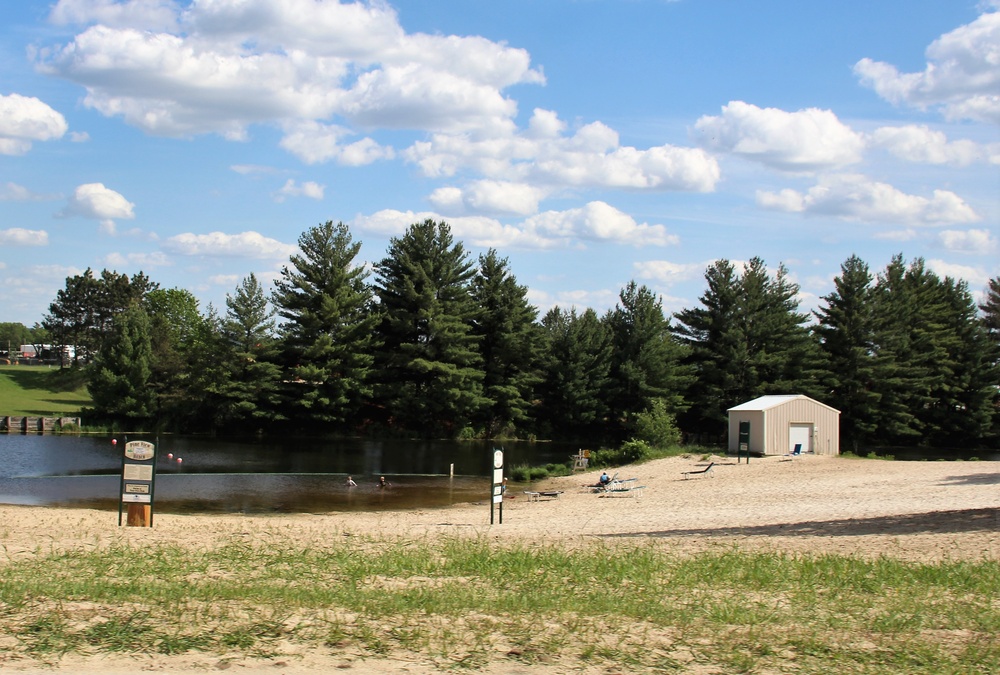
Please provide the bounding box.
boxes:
[785,444,802,458]
[599,479,646,499]
[682,461,715,479]
[589,472,618,492]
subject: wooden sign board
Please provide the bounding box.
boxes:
[118,440,157,527]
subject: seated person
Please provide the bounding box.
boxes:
[592,471,611,488]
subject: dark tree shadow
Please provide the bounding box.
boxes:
[596,508,1000,539]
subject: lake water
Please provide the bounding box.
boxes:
[0,434,576,514]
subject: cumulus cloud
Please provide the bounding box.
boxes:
[37,0,544,142]
[0,93,68,155]
[405,109,720,197]
[0,228,49,246]
[926,259,993,289]
[273,179,325,202]
[938,228,998,254]
[278,121,393,165]
[57,182,135,233]
[756,174,980,226]
[354,201,677,250]
[870,125,987,165]
[162,231,297,260]
[693,101,865,171]
[429,180,546,217]
[524,201,679,247]
[854,8,1000,124]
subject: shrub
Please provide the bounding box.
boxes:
[591,439,652,467]
[633,399,681,448]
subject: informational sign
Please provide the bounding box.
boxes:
[118,440,157,526]
[490,448,504,525]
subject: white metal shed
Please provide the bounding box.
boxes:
[727,395,840,456]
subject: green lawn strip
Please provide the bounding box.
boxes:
[1,538,997,673]
[0,365,90,417]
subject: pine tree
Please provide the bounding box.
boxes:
[675,258,821,439]
[469,249,542,437]
[604,281,689,441]
[373,219,485,437]
[271,221,378,430]
[814,255,881,452]
[535,306,612,440]
[674,260,744,437]
[871,256,995,448]
[208,273,285,431]
[979,277,1000,444]
[87,303,155,423]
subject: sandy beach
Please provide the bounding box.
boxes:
[2,453,998,674]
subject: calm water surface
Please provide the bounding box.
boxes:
[0,434,575,514]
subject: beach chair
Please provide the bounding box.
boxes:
[599,478,646,499]
[682,461,715,479]
[589,472,618,492]
[785,444,802,458]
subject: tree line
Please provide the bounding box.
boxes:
[20,219,1000,451]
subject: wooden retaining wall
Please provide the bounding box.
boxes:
[0,416,82,433]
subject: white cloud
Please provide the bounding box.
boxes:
[278,121,393,165]
[355,201,677,250]
[0,228,49,246]
[693,101,865,171]
[633,260,710,285]
[926,259,993,289]
[0,93,68,155]
[1,182,35,201]
[57,183,135,232]
[757,174,980,226]
[104,250,171,267]
[37,0,543,141]
[273,179,325,202]
[405,111,719,195]
[938,228,998,254]
[50,0,180,31]
[854,8,1000,124]
[524,201,679,247]
[870,125,986,165]
[429,180,546,217]
[162,231,297,260]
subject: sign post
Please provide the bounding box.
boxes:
[738,421,751,464]
[118,440,157,527]
[490,448,504,525]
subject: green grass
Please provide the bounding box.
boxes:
[0,364,91,416]
[2,537,997,673]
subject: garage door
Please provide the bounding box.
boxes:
[788,424,812,453]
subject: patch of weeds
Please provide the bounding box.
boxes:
[83,613,153,652]
[353,621,390,655]
[155,631,211,655]
[19,614,80,656]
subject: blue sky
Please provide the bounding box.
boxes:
[2,0,998,328]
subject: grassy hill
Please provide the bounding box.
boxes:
[0,365,91,416]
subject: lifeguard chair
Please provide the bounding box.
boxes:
[572,449,591,471]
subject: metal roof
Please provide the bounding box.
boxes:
[727,394,824,412]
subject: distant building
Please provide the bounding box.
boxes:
[728,395,840,456]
